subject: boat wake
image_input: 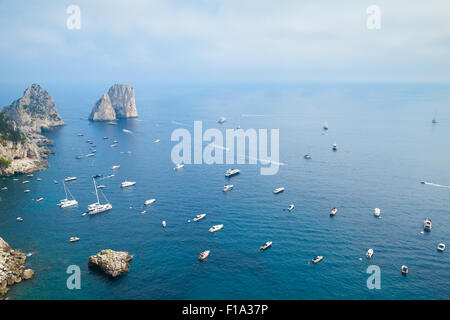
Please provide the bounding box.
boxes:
[421,181,450,189]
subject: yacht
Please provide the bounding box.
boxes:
[323,122,329,130]
[273,187,285,194]
[424,218,432,232]
[162,221,167,228]
[57,181,79,208]
[193,213,206,222]
[87,178,112,215]
[225,169,240,177]
[69,237,80,243]
[222,185,233,192]
[287,204,295,211]
[304,154,312,160]
[374,208,381,217]
[260,241,272,251]
[401,265,408,275]
[144,198,156,205]
[64,177,77,182]
[17,217,23,222]
[330,207,338,216]
[174,163,184,170]
[199,250,210,261]
[121,181,136,188]
[437,243,446,252]
[332,143,338,151]
[209,224,224,233]
[218,117,227,124]
[312,256,323,264]
[112,165,120,170]
[366,249,374,259]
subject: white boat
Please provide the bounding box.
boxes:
[330,207,338,216]
[154,139,160,143]
[401,265,408,275]
[58,181,78,208]
[424,218,432,232]
[64,177,77,182]
[225,169,240,177]
[36,197,44,203]
[437,243,446,252]
[260,241,272,250]
[97,185,105,189]
[121,181,136,188]
[222,185,233,192]
[22,180,30,184]
[312,256,323,264]
[140,210,146,214]
[174,163,184,170]
[77,133,84,136]
[103,136,109,139]
[86,153,95,157]
[107,121,117,125]
[332,143,338,151]
[287,204,295,211]
[87,178,112,215]
[16,217,23,222]
[1,187,7,191]
[209,224,224,233]
[110,143,118,148]
[273,187,285,194]
[144,198,156,205]
[24,190,30,193]
[69,237,80,243]
[323,122,329,130]
[199,250,210,261]
[193,213,206,222]
[162,221,167,228]
[112,165,120,170]
[366,249,374,259]
[374,208,381,217]
[304,154,312,160]
[218,117,226,124]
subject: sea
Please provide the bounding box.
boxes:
[0,83,449,300]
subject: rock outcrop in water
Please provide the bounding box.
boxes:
[0,84,62,176]
[0,236,34,299]
[88,249,132,277]
[89,84,138,121]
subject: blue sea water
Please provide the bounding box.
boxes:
[0,83,449,300]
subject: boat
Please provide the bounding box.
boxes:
[140,210,146,214]
[144,198,156,205]
[113,140,119,143]
[323,122,329,130]
[110,143,118,147]
[330,207,338,216]
[87,178,112,215]
[1,187,7,191]
[424,218,432,232]
[53,180,58,184]
[24,190,30,193]
[312,256,323,264]
[22,180,30,184]
[112,165,120,170]
[107,121,117,125]
[162,221,167,228]
[199,250,210,261]
[437,243,446,252]
[64,177,77,182]
[193,213,206,221]
[304,154,312,159]
[260,241,272,250]
[93,174,102,178]
[209,224,224,233]
[75,155,83,159]
[103,136,109,139]
[174,163,184,170]
[273,187,285,194]
[121,181,136,188]
[97,185,105,189]
[222,185,233,192]
[69,237,80,243]
[401,265,408,275]
[36,197,44,203]
[154,139,160,143]
[374,208,381,217]
[366,249,374,259]
[36,178,41,181]
[218,117,226,124]
[86,153,95,157]
[332,143,338,151]
[225,169,240,177]
[77,133,84,136]
[287,204,295,211]
[57,181,78,208]
[16,217,23,222]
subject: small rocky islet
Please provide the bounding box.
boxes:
[88,249,133,278]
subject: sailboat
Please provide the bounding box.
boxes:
[58,181,78,208]
[87,178,112,215]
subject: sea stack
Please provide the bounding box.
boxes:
[88,249,133,277]
[89,84,138,121]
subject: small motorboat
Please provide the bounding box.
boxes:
[199,250,210,261]
[260,241,272,250]
[140,210,146,215]
[424,218,432,232]
[162,221,167,228]
[218,117,227,124]
[69,237,80,243]
[366,249,374,259]
[16,217,23,222]
[24,190,30,193]
[332,143,338,151]
[97,185,105,189]
[86,153,95,157]
[222,185,233,192]
[225,169,240,177]
[64,177,77,182]
[36,197,44,203]
[1,187,7,191]
[437,243,446,252]
[110,143,118,148]
[304,154,312,160]
[287,204,295,211]
[312,256,323,264]
[193,213,206,222]
[53,180,59,184]
[330,207,338,216]
[112,165,120,170]
[77,133,84,136]
[374,208,381,217]
[401,265,408,275]
[103,136,109,139]
[144,198,156,205]
[174,163,184,170]
[273,187,285,194]
[209,224,224,233]
[75,155,83,159]
[323,122,329,130]
[153,139,160,143]
[22,180,30,184]
[121,181,136,188]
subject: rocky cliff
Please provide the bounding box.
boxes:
[88,249,132,277]
[89,84,138,121]
[0,236,34,299]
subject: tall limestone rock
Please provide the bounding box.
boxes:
[89,84,138,121]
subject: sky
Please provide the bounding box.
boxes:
[0,0,449,83]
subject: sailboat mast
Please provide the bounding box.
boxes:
[63,180,68,199]
[93,177,100,204]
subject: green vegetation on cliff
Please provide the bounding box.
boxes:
[0,112,24,143]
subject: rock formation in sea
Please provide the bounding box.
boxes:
[89,84,138,121]
[0,84,62,176]
[88,249,133,277]
[0,236,34,299]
